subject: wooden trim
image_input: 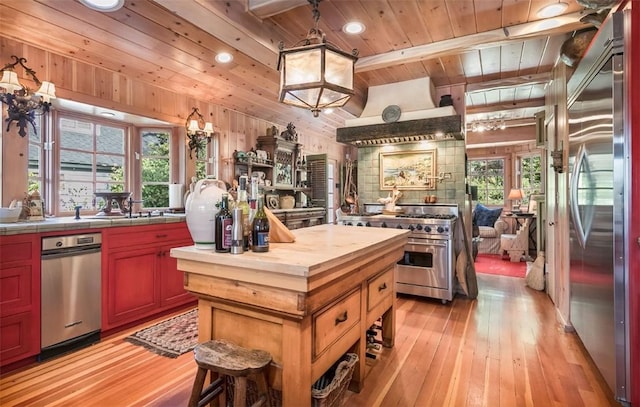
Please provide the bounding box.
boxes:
[336,115,463,145]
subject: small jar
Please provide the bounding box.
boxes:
[439,94,453,107]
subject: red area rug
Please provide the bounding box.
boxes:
[474,253,526,278]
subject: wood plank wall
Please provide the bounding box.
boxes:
[0,37,354,206]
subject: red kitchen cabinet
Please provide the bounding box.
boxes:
[102,223,194,331]
[159,240,193,308]
[105,246,159,328]
[0,234,40,367]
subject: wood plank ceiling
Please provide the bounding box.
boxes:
[0,0,611,141]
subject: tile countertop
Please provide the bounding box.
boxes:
[0,214,186,235]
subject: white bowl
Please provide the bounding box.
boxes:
[0,207,22,223]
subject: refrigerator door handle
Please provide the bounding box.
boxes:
[570,144,588,248]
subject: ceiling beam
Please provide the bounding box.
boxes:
[466,98,546,115]
[152,0,280,70]
[355,12,589,73]
[466,126,535,147]
[247,0,306,18]
[466,73,552,94]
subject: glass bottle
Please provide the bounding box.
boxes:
[252,194,270,252]
[215,193,232,253]
[236,175,251,250]
[230,207,244,254]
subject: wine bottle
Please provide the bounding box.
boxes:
[236,175,251,250]
[230,207,244,254]
[252,194,270,252]
[215,193,232,253]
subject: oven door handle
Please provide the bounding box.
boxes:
[406,239,447,247]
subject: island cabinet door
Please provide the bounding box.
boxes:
[158,241,195,308]
[104,247,159,330]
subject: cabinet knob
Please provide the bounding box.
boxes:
[378,282,388,292]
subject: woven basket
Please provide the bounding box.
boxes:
[228,353,358,407]
[311,353,359,407]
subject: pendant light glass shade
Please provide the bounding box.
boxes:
[277,0,358,117]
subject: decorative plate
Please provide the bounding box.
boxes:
[382,105,401,123]
[266,194,279,210]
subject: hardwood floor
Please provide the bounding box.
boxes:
[0,274,617,407]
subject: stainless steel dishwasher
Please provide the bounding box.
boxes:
[41,233,102,359]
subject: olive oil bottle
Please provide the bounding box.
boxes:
[215,193,232,253]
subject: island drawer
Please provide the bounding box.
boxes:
[367,267,394,312]
[312,288,361,357]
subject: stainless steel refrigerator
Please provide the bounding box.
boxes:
[566,11,630,404]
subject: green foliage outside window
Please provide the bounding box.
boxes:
[195,142,210,181]
[520,155,542,206]
[468,159,505,206]
[141,131,170,208]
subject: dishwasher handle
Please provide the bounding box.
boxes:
[41,245,102,259]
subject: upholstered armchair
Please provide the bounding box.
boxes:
[473,204,509,255]
[500,219,530,262]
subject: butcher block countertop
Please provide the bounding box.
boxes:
[170,224,409,292]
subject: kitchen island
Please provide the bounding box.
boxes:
[170,224,409,406]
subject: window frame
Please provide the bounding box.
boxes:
[136,127,175,210]
[516,152,543,208]
[468,157,506,207]
[54,112,130,216]
[195,135,219,180]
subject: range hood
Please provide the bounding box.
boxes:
[336,78,464,145]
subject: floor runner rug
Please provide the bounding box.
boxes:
[474,253,526,278]
[125,309,198,358]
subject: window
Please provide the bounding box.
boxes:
[519,154,542,206]
[28,118,44,194]
[57,116,127,213]
[140,130,171,208]
[195,137,219,180]
[468,158,505,206]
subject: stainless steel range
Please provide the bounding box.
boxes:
[338,203,458,303]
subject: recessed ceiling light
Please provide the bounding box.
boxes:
[537,2,568,18]
[342,21,366,35]
[100,112,115,117]
[79,0,124,12]
[323,108,334,114]
[215,52,233,64]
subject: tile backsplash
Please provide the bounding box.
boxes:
[356,140,467,210]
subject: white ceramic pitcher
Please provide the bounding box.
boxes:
[185,176,228,249]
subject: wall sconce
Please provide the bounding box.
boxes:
[185,107,214,159]
[277,0,358,117]
[0,55,56,137]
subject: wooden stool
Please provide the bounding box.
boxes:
[188,339,272,407]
